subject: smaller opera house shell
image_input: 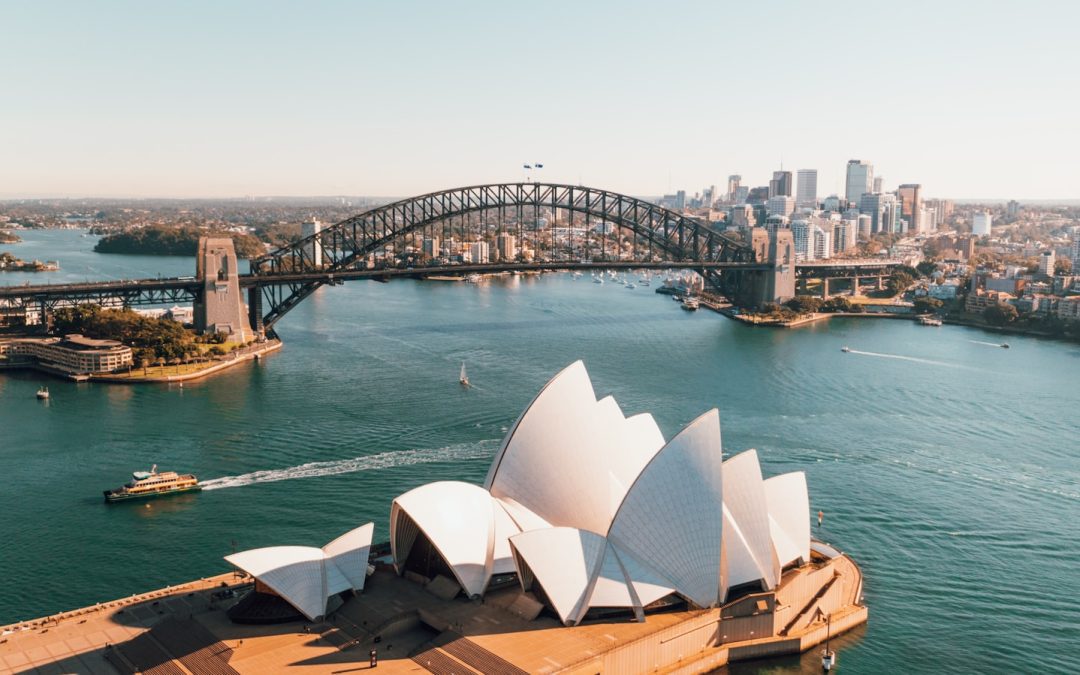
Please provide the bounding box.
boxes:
[391,360,814,626]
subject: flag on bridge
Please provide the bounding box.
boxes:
[535,163,544,168]
[523,164,532,169]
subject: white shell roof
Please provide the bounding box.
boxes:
[323,523,375,591]
[721,450,780,596]
[763,472,811,567]
[485,361,665,535]
[608,409,725,608]
[386,361,816,623]
[509,527,605,625]
[225,523,374,622]
[391,481,511,598]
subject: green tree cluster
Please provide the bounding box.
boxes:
[94,226,264,258]
[983,304,1019,326]
[51,305,199,362]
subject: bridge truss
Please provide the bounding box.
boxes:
[248,182,756,328]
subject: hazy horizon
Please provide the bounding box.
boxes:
[3,1,1078,200]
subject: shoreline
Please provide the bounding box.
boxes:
[0,338,282,384]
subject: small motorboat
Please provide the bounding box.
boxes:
[1000,343,1010,349]
[36,386,49,400]
[841,346,851,353]
[459,362,470,387]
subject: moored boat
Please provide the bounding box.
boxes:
[36,386,49,400]
[104,465,200,503]
[681,297,700,311]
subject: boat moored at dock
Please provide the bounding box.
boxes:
[103,465,201,503]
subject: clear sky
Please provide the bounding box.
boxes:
[2,1,1077,200]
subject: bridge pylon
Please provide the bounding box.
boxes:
[728,228,795,307]
[193,237,253,341]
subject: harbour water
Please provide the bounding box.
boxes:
[2,230,1079,672]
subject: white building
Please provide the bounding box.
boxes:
[1038,250,1055,277]
[766,195,795,218]
[795,169,818,208]
[301,218,324,267]
[469,241,490,264]
[812,225,832,260]
[973,212,993,237]
[388,362,815,625]
[845,160,873,204]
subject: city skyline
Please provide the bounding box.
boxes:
[3,1,1078,200]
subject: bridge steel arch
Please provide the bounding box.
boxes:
[249,182,756,329]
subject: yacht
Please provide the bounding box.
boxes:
[36,386,49,400]
[593,276,604,284]
[459,362,470,387]
[464,273,482,283]
[625,281,635,289]
[104,465,200,503]
[918,316,943,326]
[841,346,851,353]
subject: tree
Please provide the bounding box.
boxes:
[916,261,937,278]
[886,271,915,296]
[1055,258,1073,275]
[983,303,1019,326]
[821,296,853,313]
[785,296,823,314]
[913,297,944,314]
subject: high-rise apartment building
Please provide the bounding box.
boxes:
[972,212,993,237]
[769,171,793,198]
[421,236,441,259]
[812,225,832,260]
[1038,250,1056,277]
[845,160,874,204]
[496,233,516,261]
[898,184,922,233]
[734,185,750,203]
[469,241,490,264]
[796,169,818,208]
[872,176,883,193]
[791,219,812,261]
[1070,226,1080,272]
[301,218,324,267]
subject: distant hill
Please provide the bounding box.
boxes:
[94,226,265,258]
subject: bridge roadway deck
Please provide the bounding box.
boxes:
[0,259,908,301]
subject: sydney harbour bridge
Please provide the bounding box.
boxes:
[0,183,901,333]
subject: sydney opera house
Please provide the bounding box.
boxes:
[214,361,867,672]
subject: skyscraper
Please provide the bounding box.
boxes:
[727,175,742,202]
[796,169,818,208]
[769,171,793,198]
[1070,226,1080,272]
[845,160,873,204]
[898,184,922,233]
[972,212,992,237]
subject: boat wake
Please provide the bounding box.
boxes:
[200,440,499,491]
[968,340,1004,347]
[846,349,958,368]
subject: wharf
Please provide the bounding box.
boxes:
[0,550,866,674]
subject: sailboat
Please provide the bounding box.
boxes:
[459,362,470,387]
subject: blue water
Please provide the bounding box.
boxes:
[2,230,1078,672]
